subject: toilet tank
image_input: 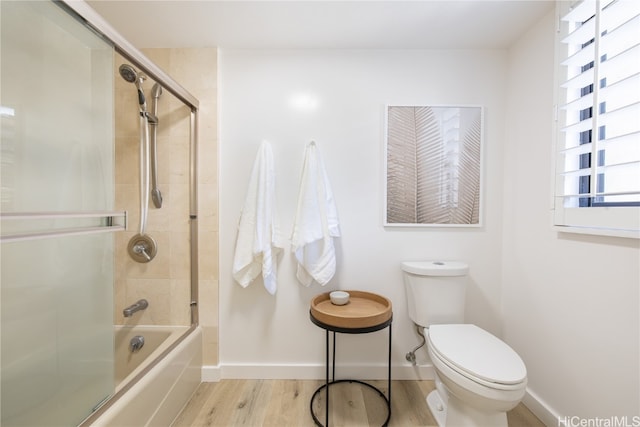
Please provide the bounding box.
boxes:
[401,261,469,327]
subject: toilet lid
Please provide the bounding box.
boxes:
[428,324,526,385]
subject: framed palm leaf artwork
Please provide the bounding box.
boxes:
[384,105,484,226]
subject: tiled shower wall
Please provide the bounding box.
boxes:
[114,48,218,365]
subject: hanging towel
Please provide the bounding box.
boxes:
[233,141,283,295]
[291,141,340,286]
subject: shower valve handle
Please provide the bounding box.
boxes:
[133,243,151,261]
[127,234,157,263]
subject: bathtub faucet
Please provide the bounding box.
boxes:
[123,299,149,317]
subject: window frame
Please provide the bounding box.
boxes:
[552,0,640,239]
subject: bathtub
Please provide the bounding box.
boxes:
[82,325,202,427]
[114,326,181,392]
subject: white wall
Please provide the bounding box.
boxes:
[217,11,639,422]
[219,49,509,378]
[503,11,640,424]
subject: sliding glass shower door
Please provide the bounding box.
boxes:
[1,1,118,425]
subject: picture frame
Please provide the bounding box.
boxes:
[384,105,484,227]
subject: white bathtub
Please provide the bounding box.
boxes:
[84,325,202,427]
[114,326,180,392]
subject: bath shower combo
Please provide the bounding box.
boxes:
[1,2,202,425]
[119,64,163,263]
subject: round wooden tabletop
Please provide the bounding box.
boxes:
[310,290,392,330]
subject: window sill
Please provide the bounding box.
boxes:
[553,225,640,240]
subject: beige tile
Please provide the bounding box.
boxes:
[170,231,191,280]
[150,185,192,232]
[198,87,217,109]
[169,183,191,231]
[198,129,217,155]
[169,142,190,184]
[115,136,139,185]
[143,183,190,234]
[197,215,218,235]
[201,325,219,365]
[114,47,218,334]
[141,48,170,71]
[115,90,140,138]
[166,99,192,139]
[198,184,218,232]
[145,185,173,233]
[169,48,217,92]
[198,141,218,185]
[198,91,218,133]
[122,278,171,325]
[170,279,192,326]
[155,135,172,186]
[198,231,218,281]
[198,279,218,328]
[197,208,217,234]
[163,92,192,140]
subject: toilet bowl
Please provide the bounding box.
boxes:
[426,324,527,426]
[401,261,528,427]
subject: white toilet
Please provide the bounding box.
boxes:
[402,261,527,427]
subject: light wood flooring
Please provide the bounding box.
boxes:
[172,380,545,427]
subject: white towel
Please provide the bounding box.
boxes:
[291,141,340,286]
[233,141,283,295]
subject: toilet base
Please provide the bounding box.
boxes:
[426,390,446,427]
[426,389,508,427]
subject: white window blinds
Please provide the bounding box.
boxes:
[554,0,640,237]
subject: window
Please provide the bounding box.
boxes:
[554,0,640,238]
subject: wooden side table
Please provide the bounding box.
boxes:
[309,291,393,427]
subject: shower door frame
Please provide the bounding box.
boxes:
[57,0,200,323]
[56,0,201,422]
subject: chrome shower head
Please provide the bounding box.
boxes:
[118,64,138,83]
[119,63,147,112]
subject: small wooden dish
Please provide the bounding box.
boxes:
[310,290,392,329]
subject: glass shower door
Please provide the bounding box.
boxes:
[1,1,118,425]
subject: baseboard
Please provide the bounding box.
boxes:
[202,363,435,382]
[204,364,562,426]
[523,387,561,427]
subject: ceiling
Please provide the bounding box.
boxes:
[86,1,554,50]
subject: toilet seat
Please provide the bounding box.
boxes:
[427,324,526,389]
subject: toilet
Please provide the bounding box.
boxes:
[402,261,527,427]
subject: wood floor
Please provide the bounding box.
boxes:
[172,380,545,427]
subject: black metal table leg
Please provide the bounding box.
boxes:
[325,329,329,427]
[388,324,392,411]
[309,307,392,427]
[332,331,336,381]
